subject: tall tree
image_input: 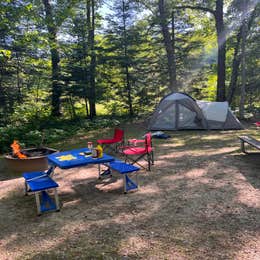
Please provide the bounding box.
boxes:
[0,1,33,122]
[105,0,140,116]
[61,0,101,119]
[41,0,77,116]
[158,0,177,92]
[122,0,134,116]
[239,0,249,119]
[215,0,226,101]
[227,25,242,104]
[87,0,97,119]
[42,0,62,116]
[227,2,258,104]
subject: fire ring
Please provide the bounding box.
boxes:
[4,147,58,173]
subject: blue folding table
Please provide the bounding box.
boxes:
[23,148,140,215]
[48,148,115,178]
[48,148,140,193]
[23,148,115,215]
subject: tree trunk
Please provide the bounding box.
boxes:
[125,65,133,116]
[15,52,22,103]
[69,95,77,120]
[239,0,247,119]
[171,10,177,86]
[85,0,91,117]
[227,26,242,104]
[122,0,134,116]
[42,0,62,116]
[215,0,226,101]
[0,75,6,114]
[84,96,89,117]
[158,0,177,92]
[88,0,96,119]
[228,4,257,106]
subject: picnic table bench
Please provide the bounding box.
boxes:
[23,170,60,215]
[109,160,140,193]
[238,135,260,154]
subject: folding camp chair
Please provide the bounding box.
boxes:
[121,132,154,171]
[254,122,260,128]
[97,128,124,153]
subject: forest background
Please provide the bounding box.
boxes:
[0,0,259,153]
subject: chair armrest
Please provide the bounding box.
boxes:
[128,139,145,146]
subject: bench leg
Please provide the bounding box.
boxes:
[123,174,138,194]
[124,175,127,193]
[35,192,41,215]
[240,140,248,154]
[24,181,29,196]
[34,189,60,216]
[54,188,60,211]
[99,163,112,179]
[98,164,102,179]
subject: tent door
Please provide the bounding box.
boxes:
[177,103,198,129]
[175,102,179,129]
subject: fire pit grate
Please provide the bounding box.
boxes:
[22,148,56,158]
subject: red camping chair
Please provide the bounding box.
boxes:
[97,128,124,153]
[254,122,260,128]
[121,132,154,171]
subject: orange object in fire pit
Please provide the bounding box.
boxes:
[10,140,28,159]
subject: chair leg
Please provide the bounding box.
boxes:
[125,155,151,171]
[151,151,154,165]
[147,154,151,171]
[124,155,128,164]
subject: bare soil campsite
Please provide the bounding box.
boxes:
[0,121,259,259]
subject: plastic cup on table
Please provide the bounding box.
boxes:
[88,142,93,150]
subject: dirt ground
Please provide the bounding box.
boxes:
[0,121,260,259]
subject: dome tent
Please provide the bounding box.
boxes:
[148,92,243,130]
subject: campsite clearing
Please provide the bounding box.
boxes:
[0,121,259,259]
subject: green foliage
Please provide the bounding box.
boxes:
[0,116,121,153]
[10,93,51,125]
[201,74,217,101]
[0,0,259,154]
[104,101,129,116]
[24,130,43,147]
[0,124,35,153]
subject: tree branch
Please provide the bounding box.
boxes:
[174,5,216,17]
[56,0,78,27]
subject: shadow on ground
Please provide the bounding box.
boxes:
[0,123,259,259]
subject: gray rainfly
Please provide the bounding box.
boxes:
[148,92,243,130]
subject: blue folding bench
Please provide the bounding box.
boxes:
[23,167,60,215]
[107,160,140,193]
